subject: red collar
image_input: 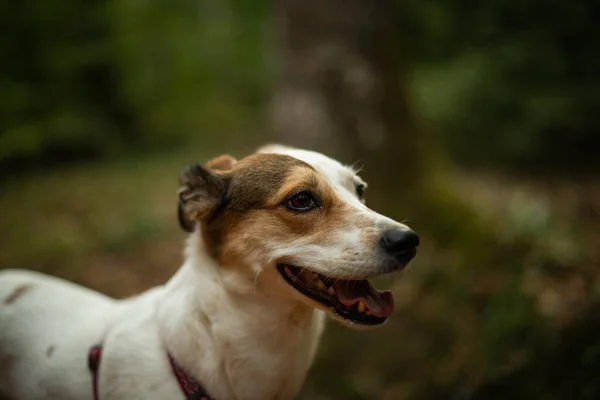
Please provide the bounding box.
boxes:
[88,344,212,400]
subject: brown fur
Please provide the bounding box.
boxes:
[180,154,311,259]
[178,150,388,303]
[179,152,378,274]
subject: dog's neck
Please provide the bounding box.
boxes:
[156,231,325,400]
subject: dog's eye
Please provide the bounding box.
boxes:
[355,184,365,199]
[286,191,318,212]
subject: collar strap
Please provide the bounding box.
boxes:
[168,354,211,400]
[88,344,212,400]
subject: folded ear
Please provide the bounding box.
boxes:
[177,162,229,232]
[204,154,237,171]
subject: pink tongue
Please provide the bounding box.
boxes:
[332,280,394,318]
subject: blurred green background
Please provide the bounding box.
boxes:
[1,0,599,399]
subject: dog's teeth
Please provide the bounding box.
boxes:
[327,287,336,296]
[316,280,327,291]
[357,301,366,313]
[311,274,322,284]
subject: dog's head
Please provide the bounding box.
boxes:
[178,145,419,327]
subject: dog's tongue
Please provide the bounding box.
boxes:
[333,280,394,318]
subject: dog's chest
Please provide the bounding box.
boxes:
[215,313,321,400]
[221,345,308,399]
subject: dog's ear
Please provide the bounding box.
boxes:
[204,154,237,171]
[178,159,232,232]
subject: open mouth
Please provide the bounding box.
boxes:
[276,264,394,326]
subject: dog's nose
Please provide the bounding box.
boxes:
[381,229,419,264]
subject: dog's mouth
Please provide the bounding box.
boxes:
[276,264,394,326]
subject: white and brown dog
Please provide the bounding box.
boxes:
[0,145,419,400]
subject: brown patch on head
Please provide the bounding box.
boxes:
[198,154,314,259]
[226,154,314,211]
[207,152,370,279]
[3,284,32,305]
[181,148,389,301]
[262,165,322,208]
[46,345,55,358]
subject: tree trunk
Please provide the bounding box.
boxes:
[270,0,428,214]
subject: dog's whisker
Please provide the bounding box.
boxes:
[252,269,263,295]
[292,266,308,281]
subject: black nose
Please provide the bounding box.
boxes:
[381,229,419,264]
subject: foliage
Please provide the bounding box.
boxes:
[404,0,600,171]
[3,0,597,172]
[0,0,269,173]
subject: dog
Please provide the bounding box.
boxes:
[0,144,419,400]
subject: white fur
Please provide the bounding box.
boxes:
[0,146,408,400]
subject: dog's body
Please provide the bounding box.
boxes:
[0,251,321,400]
[0,145,418,400]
